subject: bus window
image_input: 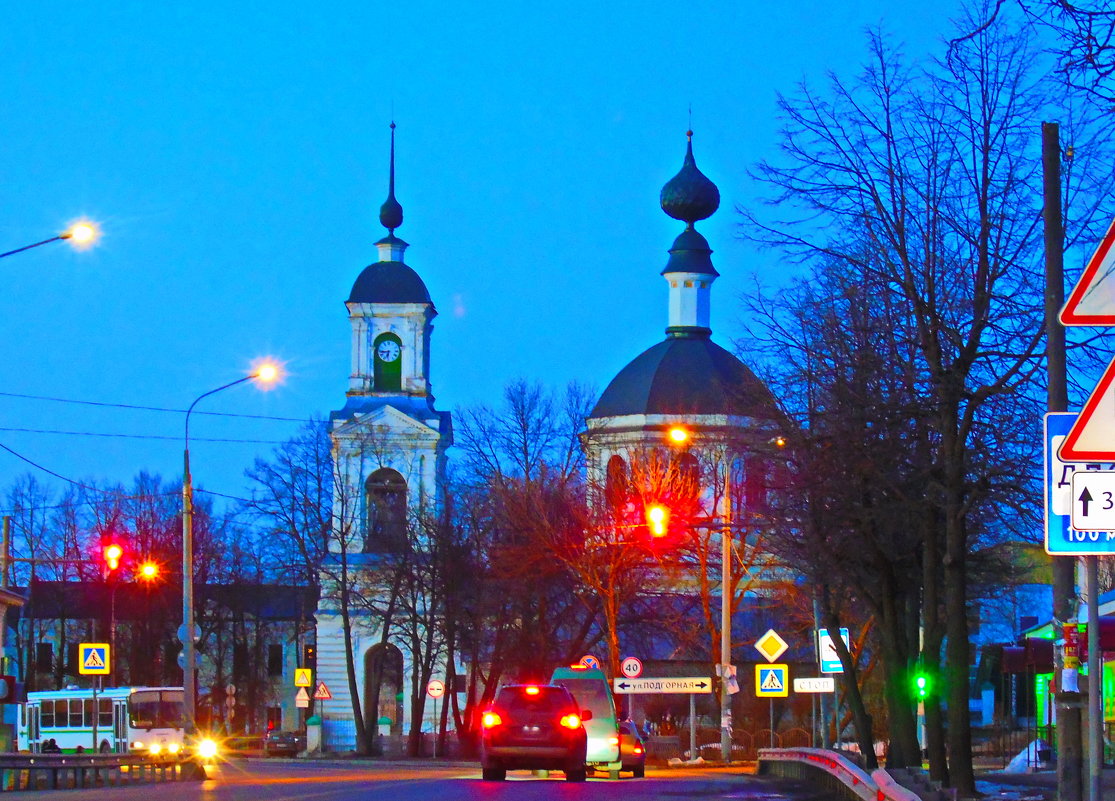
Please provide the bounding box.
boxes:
[41,702,54,728]
[99,698,112,728]
[69,700,83,728]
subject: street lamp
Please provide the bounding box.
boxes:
[181,364,280,734]
[0,221,100,259]
[665,423,732,763]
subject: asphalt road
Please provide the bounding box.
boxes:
[1,759,832,801]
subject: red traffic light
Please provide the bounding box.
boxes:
[645,504,670,538]
[103,543,123,572]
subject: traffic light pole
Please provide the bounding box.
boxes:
[720,472,732,763]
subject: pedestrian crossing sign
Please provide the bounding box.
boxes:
[294,668,312,687]
[78,643,111,675]
[755,663,789,697]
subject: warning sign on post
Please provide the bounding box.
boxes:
[78,643,110,675]
[755,664,789,697]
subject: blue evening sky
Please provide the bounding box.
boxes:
[1,2,957,509]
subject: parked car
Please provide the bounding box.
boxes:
[480,683,591,782]
[263,729,305,757]
[618,720,646,777]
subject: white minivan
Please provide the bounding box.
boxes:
[550,665,622,777]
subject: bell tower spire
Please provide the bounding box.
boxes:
[376,121,407,262]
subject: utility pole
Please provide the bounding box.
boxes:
[1043,120,1082,801]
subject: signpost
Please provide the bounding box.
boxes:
[755,629,788,663]
[427,680,445,758]
[295,687,310,709]
[755,664,789,697]
[619,656,643,679]
[612,676,711,694]
[1044,413,1115,555]
[578,654,600,670]
[793,677,835,693]
[817,628,850,674]
[294,668,313,688]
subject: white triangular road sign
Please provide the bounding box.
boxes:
[1059,354,1115,461]
[1061,217,1115,325]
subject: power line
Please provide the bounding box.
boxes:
[0,426,286,444]
[0,390,309,422]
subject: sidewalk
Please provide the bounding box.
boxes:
[975,766,1115,800]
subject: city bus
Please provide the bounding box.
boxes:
[18,686,186,755]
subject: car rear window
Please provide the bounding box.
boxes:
[497,687,574,714]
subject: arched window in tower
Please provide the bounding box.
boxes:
[365,467,408,552]
[604,455,629,512]
[372,332,403,392]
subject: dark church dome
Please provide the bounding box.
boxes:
[659,131,720,224]
[589,331,778,419]
[348,257,431,304]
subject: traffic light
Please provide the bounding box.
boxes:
[913,667,931,701]
[303,644,316,670]
[645,503,670,538]
[103,542,123,575]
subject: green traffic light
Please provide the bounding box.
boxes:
[914,673,929,699]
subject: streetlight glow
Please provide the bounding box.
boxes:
[139,562,159,580]
[64,221,99,246]
[667,426,690,444]
[255,363,279,384]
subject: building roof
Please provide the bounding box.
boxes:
[16,581,319,623]
[590,331,779,419]
[348,259,432,304]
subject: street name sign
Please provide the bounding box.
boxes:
[755,629,788,663]
[78,643,110,675]
[612,676,712,694]
[793,677,835,693]
[1044,413,1115,555]
[1060,216,1115,325]
[756,664,789,697]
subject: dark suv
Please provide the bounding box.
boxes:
[480,683,591,781]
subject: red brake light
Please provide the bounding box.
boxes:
[560,714,581,730]
[569,664,588,670]
[524,685,540,695]
[608,736,619,746]
[482,712,502,728]
[634,745,644,755]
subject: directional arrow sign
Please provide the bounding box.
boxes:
[612,677,712,694]
[1070,472,1115,532]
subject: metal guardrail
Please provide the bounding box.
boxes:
[0,753,205,792]
[758,747,925,801]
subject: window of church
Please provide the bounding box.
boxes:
[365,468,408,552]
[372,332,403,392]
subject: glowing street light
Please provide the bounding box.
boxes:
[0,221,100,259]
[182,363,280,733]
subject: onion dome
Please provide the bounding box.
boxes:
[379,122,404,233]
[589,332,778,419]
[348,261,431,304]
[661,225,718,277]
[659,130,720,224]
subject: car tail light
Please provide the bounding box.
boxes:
[608,736,619,746]
[482,712,503,728]
[525,686,540,696]
[559,714,581,729]
[634,745,644,755]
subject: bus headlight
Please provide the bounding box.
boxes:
[149,743,162,755]
[197,738,218,760]
[132,741,144,750]
[167,743,181,755]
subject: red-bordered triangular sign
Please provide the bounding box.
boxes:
[313,681,332,700]
[1060,354,1115,461]
[1061,217,1115,325]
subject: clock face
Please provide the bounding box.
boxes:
[376,340,401,362]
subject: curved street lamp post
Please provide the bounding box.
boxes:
[182,365,278,734]
[0,222,99,259]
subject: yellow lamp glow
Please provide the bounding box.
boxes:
[254,362,280,384]
[667,426,689,444]
[139,562,159,580]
